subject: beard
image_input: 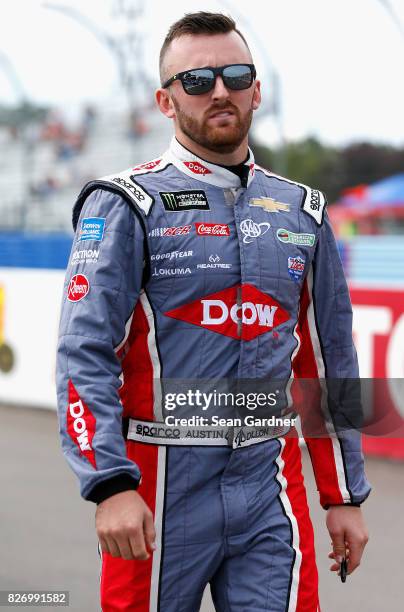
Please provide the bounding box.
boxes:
[171,96,253,154]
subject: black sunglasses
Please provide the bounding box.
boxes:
[162,63,256,95]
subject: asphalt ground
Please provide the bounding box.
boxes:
[0,404,403,611]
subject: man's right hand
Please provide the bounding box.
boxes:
[96,490,156,561]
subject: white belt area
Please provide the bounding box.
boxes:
[127,419,291,449]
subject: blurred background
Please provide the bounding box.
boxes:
[1,0,404,610]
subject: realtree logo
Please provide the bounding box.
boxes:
[165,284,290,340]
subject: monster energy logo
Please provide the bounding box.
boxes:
[159,190,210,212]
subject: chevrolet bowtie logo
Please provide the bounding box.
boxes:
[249,198,290,213]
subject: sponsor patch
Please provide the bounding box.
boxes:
[132,159,162,172]
[113,177,147,204]
[240,219,270,244]
[301,188,326,225]
[71,248,99,265]
[79,217,105,242]
[149,226,192,237]
[195,223,230,237]
[277,228,315,247]
[197,254,232,270]
[152,267,192,277]
[67,380,97,468]
[249,198,290,213]
[67,274,90,302]
[160,190,210,212]
[165,284,290,341]
[183,161,211,175]
[150,250,193,261]
[288,256,305,282]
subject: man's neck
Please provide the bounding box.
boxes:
[175,132,249,166]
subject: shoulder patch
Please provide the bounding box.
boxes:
[255,166,327,224]
[300,187,327,225]
[100,168,154,216]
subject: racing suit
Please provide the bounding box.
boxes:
[56,137,371,612]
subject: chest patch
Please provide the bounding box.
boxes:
[159,190,210,212]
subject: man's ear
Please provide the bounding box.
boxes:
[155,88,176,119]
[252,80,261,111]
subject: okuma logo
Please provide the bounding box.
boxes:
[240,219,271,244]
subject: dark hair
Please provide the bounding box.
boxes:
[159,12,251,83]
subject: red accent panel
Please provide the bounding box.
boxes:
[281,437,319,610]
[100,442,161,611]
[118,301,155,420]
[67,380,97,469]
[165,283,290,341]
[292,279,344,506]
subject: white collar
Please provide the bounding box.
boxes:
[166,137,256,189]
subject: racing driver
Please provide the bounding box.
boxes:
[56,11,371,612]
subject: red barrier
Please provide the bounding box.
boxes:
[350,286,404,460]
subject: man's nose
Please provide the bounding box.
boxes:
[211,76,230,101]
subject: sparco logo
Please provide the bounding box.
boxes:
[136,424,181,439]
[69,399,93,451]
[195,223,230,236]
[165,284,290,341]
[112,177,146,202]
[310,189,321,211]
[240,219,270,244]
[184,161,212,175]
[67,274,89,302]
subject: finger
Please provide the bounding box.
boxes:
[105,536,122,558]
[98,537,110,555]
[114,536,136,561]
[330,532,346,564]
[129,528,149,560]
[330,563,340,572]
[347,538,366,574]
[144,512,156,552]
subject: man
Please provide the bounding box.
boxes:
[57,12,370,612]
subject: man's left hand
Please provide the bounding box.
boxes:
[326,505,369,576]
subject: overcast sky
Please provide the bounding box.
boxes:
[1,0,404,146]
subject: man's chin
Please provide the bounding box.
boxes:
[203,128,244,152]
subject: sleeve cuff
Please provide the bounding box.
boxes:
[86,474,140,504]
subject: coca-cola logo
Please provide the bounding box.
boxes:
[165,284,290,341]
[195,223,230,236]
[67,274,90,302]
[184,161,212,175]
